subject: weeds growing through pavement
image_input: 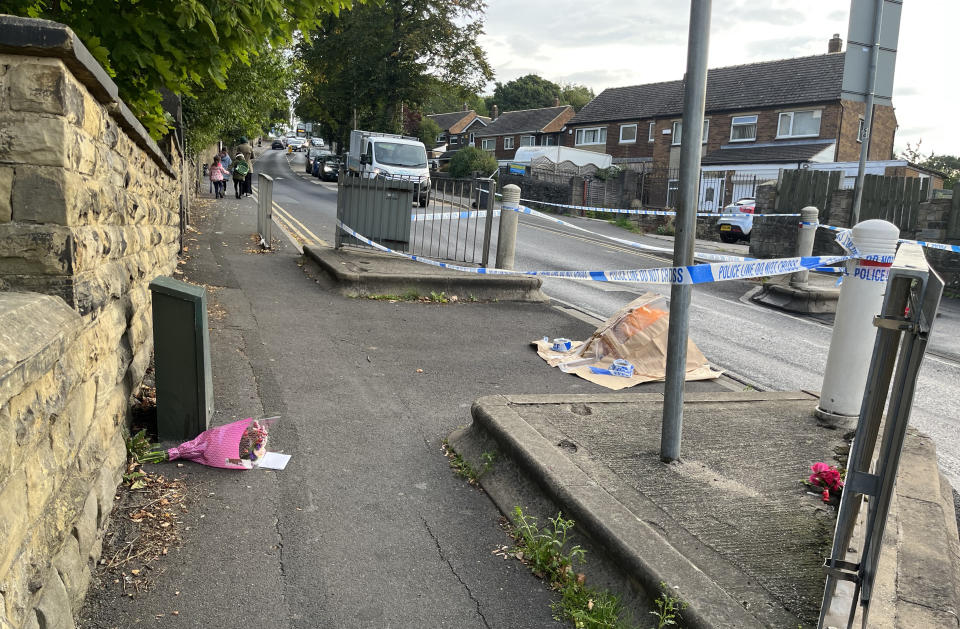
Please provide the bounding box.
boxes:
[505,506,688,629]
[649,584,686,628]
[441,440,495,485]
[363,290,456,303]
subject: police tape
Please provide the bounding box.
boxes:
[336,220,852,285]
[412,209,500,222]
[899,238,960,254]
[517,197,802,218]
[510,203,751,263]
[811,222,960,255]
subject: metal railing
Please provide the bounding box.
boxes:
[336,171,496,265]
[818,243,944,629]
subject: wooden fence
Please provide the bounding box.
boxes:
[774,169,842,217]
[857,174,928,231]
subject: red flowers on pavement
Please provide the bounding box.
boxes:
[809,462,844,502]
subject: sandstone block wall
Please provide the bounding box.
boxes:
[0,16,182,629]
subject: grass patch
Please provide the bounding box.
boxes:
[609,216,644,234]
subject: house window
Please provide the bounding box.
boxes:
[542,135,556,146]
[469,132,475,144]
[857,117,866,143]
[481,138,495,152]
[520,135,536,146]
[777,110,821,138]
[648,122,655,142]
[574,127,607,146]
[503,136,515,150]
[619,124,637,143]
[450,136,458,145]
[671,120,709,146]
[437,134,446,143]
[730,115,758,142]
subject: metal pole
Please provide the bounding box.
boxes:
[661,0,711,463]
[790,206,819,288]
[851,0,884,225]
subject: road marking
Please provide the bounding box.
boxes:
[272,202,329,246]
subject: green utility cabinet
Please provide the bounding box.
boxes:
[149,276,213,441]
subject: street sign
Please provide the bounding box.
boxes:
[841,0,902,106]
[305,122,313,132]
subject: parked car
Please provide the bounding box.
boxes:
[310,138,324,147]
[271,139,284,150]
[717,198,755,243]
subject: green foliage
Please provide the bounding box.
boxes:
[593,166,622,181]
[448,146,498,178]
[649,584,687,629]
[489,74,562,112]
[4,0,353,138]
[900,140,960,188]
[418,117,442,149]
[510,507,637,628]
[511,507,586,583]
[183,47,293,156]
[125,429,167,465]
[560,83,595,111]
[421,80,488,116]
[294,0,492,150]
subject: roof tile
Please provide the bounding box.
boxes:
[569,53,845,125]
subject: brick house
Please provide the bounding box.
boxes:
[562,39,899,206]
[426,109,489,155]
[473,105,575,161]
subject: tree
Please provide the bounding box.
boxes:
[448,146,497,178]
[489,75,561,112]
[294,0,492,150]
[900,140,960,188]
[182,47,293,155]
[418,117,442,150]
[2,0,353,138]
[560,84,595,111]
[421,80,488,116]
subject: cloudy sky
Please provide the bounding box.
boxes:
[480,0,955,157]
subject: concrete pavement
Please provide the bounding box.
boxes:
[78,175,959,628]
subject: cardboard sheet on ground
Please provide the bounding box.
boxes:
[533,293,721,390]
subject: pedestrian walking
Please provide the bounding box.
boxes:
[219,149,232,190]
[209,156,229,198]
[236,137,255,197]
[232,153,250,199]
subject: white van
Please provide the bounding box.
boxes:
[346,130,431,207]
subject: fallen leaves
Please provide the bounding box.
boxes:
[96,468,188,598]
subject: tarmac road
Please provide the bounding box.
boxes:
[254,149,960,491]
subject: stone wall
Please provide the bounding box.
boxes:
[0,15,182,629]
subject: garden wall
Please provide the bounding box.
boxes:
[0,15,182,629]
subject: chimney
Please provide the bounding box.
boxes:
[554,97,560,107]
[462,102,468,111]
[828,33,842,53]
[492,104,499,120]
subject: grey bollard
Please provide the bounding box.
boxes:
[790,206,819,288]
[496,184,520,269]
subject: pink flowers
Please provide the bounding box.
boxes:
[809,462,844,502]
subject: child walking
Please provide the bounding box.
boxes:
[209,155,229,198]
